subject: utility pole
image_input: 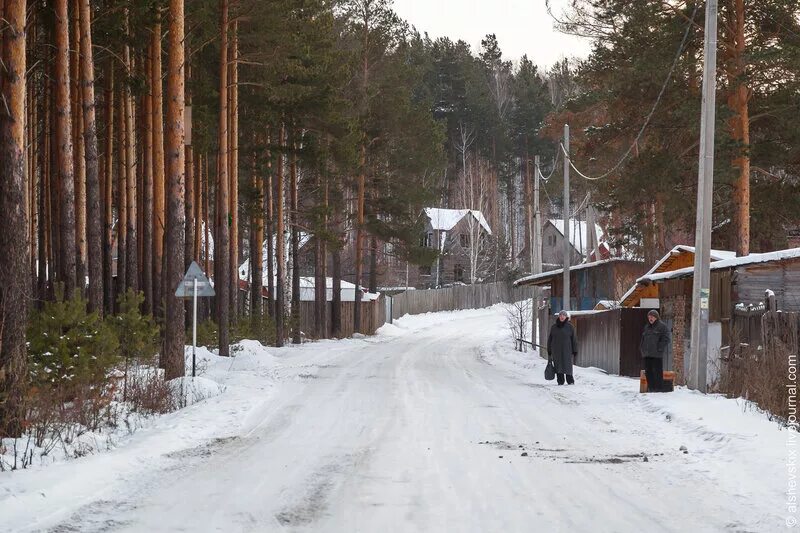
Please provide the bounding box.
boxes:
[532,155,543,345]
[562,124,571,312]
[689,0,719,393]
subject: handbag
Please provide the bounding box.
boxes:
[544,356,556,381]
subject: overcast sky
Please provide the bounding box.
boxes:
[392,0,593,69]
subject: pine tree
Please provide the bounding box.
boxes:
[0,0,29,438]
[164,0,187,379]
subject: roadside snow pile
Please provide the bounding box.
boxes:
[375,322,404,337]
[169,376,225,407]
[0,406,153,472]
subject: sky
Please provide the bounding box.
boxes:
[392,0,593,69]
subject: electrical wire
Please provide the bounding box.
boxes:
[537,147,561,182]
[560,1,701,182]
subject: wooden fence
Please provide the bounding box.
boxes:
[390,282,533,320]
[730,304,766,352]
[762,311,800,358]
[298,299,386,339]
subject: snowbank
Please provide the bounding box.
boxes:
[168,376,225,407]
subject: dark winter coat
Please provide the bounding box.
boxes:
[548,319,578,375]
[640,320,670,359]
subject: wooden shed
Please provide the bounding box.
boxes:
[629,247,800,384]
[619,245,735,308]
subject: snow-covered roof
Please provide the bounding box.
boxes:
[618,245,735,305]
[594,300,619,310]
[514,257,636,286]
[548,219,604,256]
[424,208,492,235]
[637,247,800,285]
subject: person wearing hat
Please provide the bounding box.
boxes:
[548,310,578,385]
[640,309,670,392]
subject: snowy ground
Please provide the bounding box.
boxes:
[0,305,794,532]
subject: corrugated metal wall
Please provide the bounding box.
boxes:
[571,310,622,375]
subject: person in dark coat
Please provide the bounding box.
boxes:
[548,310,578,385]
[640,309,670,392]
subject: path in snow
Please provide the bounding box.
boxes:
[1,307,790,532]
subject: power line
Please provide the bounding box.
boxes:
[560,1,701,182]
[537,146,561,182]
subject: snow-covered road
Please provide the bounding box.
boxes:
[1,306,792,532]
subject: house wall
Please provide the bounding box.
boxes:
[542,223,584,267]
[733,259,800,311]
[547,261,647,311]
[421,216,491,288]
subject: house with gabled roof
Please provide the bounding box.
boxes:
[619,245,736,308]
[419,208,493,288]
[621,245,800,386]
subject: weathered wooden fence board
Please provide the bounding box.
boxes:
[299,299,386,339]
[390,282,532,320]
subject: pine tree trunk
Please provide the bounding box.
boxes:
[354,145,366,333]
[251,148,263,321]
[369,235,377,294]
[194,152,202,263]
[216,0,231,356]
[54,0,77,296]
[0,0,29,438]
[28,81,38,296]
[523,149,532,272]
[124,11,137,294]
[116,85,127,300]
[290,136,300,345]
[321,180,328,338]
[184,62,195,270]
[727,0,750,256]
[265,136,275,319]
[152,19,166,316]
[185,147,194,264]
[164,0,186,379]
[38,80,50,304]
[142,49,154,313]
[203,154,210,276]
[72,0,87,297]
[228,22,239,319]
[508,182,516,266]
[136,68,145,292]
[103,65,114,314]
[331,239,342,338]
[314,234,323,338]
[314,174,328,339]
[274,123,285,347]
[49,79,61,300]
[78,0,103,313]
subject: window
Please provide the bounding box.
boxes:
[460,234,469,248]
[421,232,433,248]
[419,265,432,276]
[548,235,557,246]
[454,264,464,282]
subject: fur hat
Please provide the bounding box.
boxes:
[558,310,570,320]
[647,309,660,320]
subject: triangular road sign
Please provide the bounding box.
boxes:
[175,261,216,298]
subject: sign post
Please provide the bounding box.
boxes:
[175,261,215,377]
